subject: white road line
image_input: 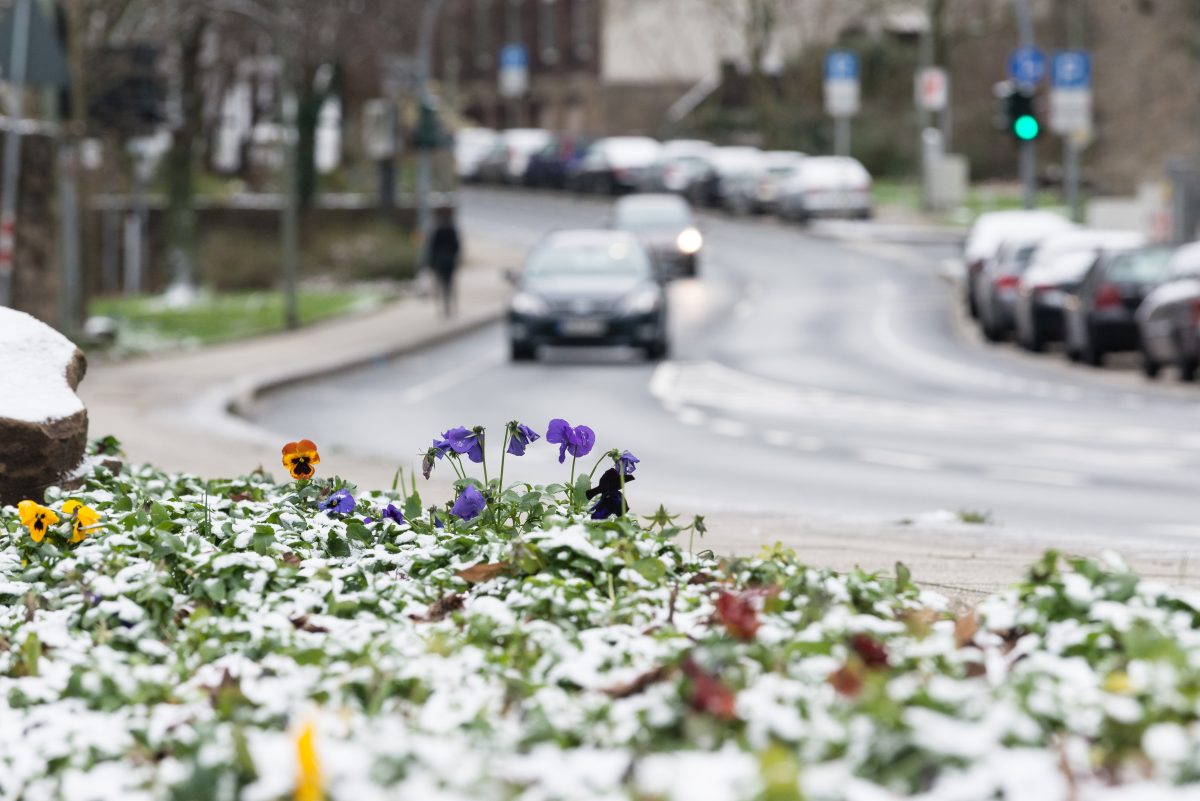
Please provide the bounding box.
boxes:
[710,418,749,437]
[987,466,1087,488]
[763,429,793,447]
[677,407,706,426]
[398,353,505,404]
[858,448,939,471]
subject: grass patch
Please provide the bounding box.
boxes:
[90,289,389,353]
[957,509,994,525]
[873,178,1074,224]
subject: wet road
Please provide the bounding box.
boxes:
[255,188,1200,547]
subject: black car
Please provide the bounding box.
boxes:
[610,193,702,278]
[1064,246,1174,366]
[508,230,669,362]
[524,134,592,189]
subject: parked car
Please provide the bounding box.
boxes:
[961,210,1073,319]
[974,218,1079,342]
[641,139,713,193]
[723,150,805,215]
[690,146,763,208]
[775,156,872,223]
[572,136,662,194]
[507,230,669,361]
[1136,242,1200,380]
[524,134,593,189]
[1013,229,1145,352]
[453,127,497,182]
[610,193,702,278]
[1063,245,1174,366]
[476,128,552,184]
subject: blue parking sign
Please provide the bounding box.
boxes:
[824,50,858,82]
[500,44,527,69]
[1051,50,1091,89]
[1008,45,1046,86]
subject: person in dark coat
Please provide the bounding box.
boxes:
[427,207,461,317]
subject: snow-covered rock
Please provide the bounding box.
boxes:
[0,307,88,504]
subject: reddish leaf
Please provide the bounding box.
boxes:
[680,655,738,720]
[289,615,329,633]
[604,665,672,698]
[455,562,510,584]
[409,592,465,622]
[848,633,889,669]
[828,662,864,697]
[954,611,980,648]
[715,590,759,642]
[280,553,302,568]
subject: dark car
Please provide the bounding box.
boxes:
[975,239,1040,342]
[1136,242,1200,381]
[572,137,662,195]
[524,134,592,189]
[1014,229,1145,352]
[508,230,669,362]
[610,193,702,279]
[1063,245,1174,366]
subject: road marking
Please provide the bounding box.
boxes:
[763,429,792,447]
[857,448,939,471]
[677,407,706,426]
[986,466,1087,488]
[397,352,505,404]
[710,418,749,437]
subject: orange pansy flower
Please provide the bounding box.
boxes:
[282,440,321,480]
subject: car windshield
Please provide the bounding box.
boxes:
[525,240,652,279]
[1107,249,1174,283]
[613,201,691,230]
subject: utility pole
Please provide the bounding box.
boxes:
[280,56,300,330]
[0,0,31,308]
[415,0,444,262]
[1012,0,1037,210]
[1064,0,1084,223]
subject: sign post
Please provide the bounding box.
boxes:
[823,50,859,157]
[1050,50,1091,222]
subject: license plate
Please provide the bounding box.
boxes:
[559,317,607,337]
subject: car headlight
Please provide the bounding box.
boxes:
[676,227,703,255]
[511,292,549,316]
[619,286,661,315]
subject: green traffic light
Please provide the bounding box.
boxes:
[1014,114,1039,141]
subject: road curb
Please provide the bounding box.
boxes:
[224,306,506,421]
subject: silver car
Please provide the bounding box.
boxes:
[610,193,702,278]
[1136,242,1200,381]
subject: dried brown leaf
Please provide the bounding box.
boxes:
[954,611,980,648]
[410,592,465,622]
[455,562,510,584]
[289,615,329,633]
[604,665,672,698]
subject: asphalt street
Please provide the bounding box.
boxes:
[255,188,1200,550]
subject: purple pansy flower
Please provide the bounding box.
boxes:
[587,468,635,520]
[450,485,486,521]
[546,418,596,463]
[617,450,639,476]
[320,488,355,516]
[506,422,541,456]
[381,503,405,525]
[441,426,485,463]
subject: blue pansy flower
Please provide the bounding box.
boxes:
[506,422,541,456]
[320,488,355,516]
[450,485,486,520]
[546,418,595,463]
[441,426,485,463]
[587,468,634,520]
[381,503,405,525]
[617,450,639,476]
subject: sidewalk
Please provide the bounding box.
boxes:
[80,247,519,492]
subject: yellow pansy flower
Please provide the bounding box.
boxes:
[17,501,58,543]
[294,720,323,801]
[62,500,101,542]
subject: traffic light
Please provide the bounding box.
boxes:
[1007,90,1040,141]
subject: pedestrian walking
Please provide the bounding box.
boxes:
[427,207,461,317]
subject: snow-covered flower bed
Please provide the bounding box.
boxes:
[3,445,1200,800]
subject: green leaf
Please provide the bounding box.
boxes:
[895,561,912,592]
[631,557,666,583]
[572,474,591,508]
[327,534,351,558]
[403,492,422,521]
[345,519,372,545]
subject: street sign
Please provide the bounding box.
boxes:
[499,43,528,98]
[914,67,948,112]
[1008,45,1046,88]
[0,0,67,88]
[362,99,396,160]
[1049,50,1092,135]
[823,49,859,117]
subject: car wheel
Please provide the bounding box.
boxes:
[1179,355,1198,382]
[1140,345,1161,379]
[644,339,669,361]
[1083,332,1105,368]
[510,341,537,362]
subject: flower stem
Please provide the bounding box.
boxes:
[481,430,489,486]
[498,426,509,492]
[618,466,627,517]
[587,452,608,480]
[569,456,577,511]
